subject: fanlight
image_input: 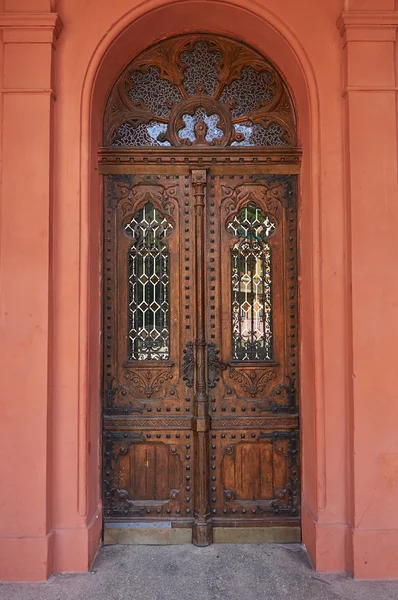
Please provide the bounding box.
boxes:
[104,35,297,148]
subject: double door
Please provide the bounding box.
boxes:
[102,159,300,545]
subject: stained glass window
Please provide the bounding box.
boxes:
[227,203,276,361]
[125,203,173,361]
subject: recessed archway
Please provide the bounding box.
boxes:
[79,0,324,565]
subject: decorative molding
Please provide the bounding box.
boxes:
[337,11,398,43]
[211,417,298,429]
[104,417,192,430]
[98,148,302,173]
[221,177,292,223]
[338,11,398,29]
[1,88,56,98]
[344,86,398,92]
[0,12,63,31]
[109,176,178,223]
[0,12,63,43]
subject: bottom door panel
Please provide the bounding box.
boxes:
[103,428,194,522]
[209,426,299,527]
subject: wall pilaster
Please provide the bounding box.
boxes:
[0,6,62,581]
[338,8,398,578]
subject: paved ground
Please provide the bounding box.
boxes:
[1,544,398,600]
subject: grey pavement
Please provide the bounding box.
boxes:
[1,544,398,600]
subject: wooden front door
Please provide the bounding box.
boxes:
[101,158,299,545]
[100,33,300,545]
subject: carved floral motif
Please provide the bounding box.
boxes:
[124,366,174,399]
[228,367,277,397]
[221,177,292,221]
[108,176,178,224]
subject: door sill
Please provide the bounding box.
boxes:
[103,524,300,545]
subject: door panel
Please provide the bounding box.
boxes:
[102,164,300,541]
[103,173,196,523]
[206,172,300,527]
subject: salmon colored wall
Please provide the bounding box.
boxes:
[0,0,397,582]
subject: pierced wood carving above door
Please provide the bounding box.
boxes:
[103,34,296,148]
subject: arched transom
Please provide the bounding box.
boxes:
[104,34,297,148]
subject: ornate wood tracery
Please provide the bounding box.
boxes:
[103,34,296,149]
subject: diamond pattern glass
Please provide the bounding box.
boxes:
[125,203,173,361]
[227,203,276,361]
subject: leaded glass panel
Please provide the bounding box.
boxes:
[227,203,276,361]
[232,122,287,147]
[219,66,274,118]
[104,34,297,147]
[129,66,183,118]
[113,121,170,147]
[180,41,222,96]
[178,107,224,143]
[125,203,173,361]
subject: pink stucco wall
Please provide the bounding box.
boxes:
[0,0,398,581]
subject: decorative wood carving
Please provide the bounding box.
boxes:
[259,377,298,414]
[124,365,174,399]
[207,342,226,388]
[191,168,212,546]
[108,176,178,223]
[183,342,194,388]
[228,368,277,397]
[211,417,298,429]
[104,378,144,415]
[104,417,192,430]
[103,34,297,148]
[221,176,293,220]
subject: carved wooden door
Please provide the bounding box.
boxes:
[204,171,299,537]
[101,33,300,545]
[102,165,299,545]
[103,172,199,539]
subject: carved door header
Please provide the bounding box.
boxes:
[103,34,297,149]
